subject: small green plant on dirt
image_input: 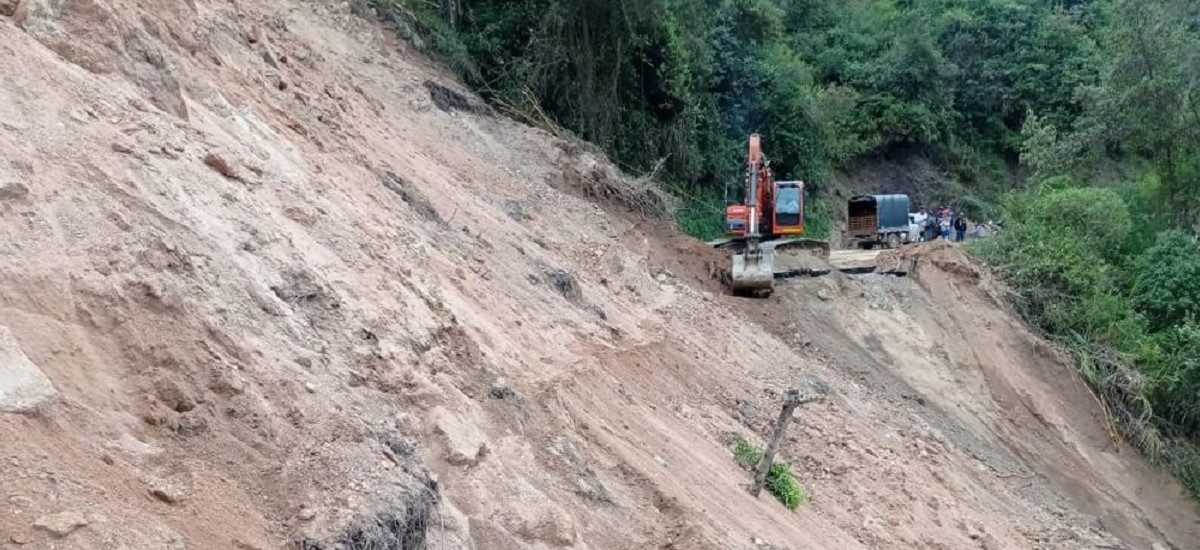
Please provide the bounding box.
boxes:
[733,439,763,467]
[733,439,807,510]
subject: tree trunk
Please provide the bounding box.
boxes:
[749,389,817,497]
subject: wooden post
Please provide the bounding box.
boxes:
[750,389,818,497]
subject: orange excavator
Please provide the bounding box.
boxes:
[709,134,830,297]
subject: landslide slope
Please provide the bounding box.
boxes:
[0,1,1196,549]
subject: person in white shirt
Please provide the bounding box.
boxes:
[913,207,930,241]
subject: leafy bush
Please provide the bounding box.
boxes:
[980,176,1200,502]
[732,439,807,510]
[1133,231,1200,331]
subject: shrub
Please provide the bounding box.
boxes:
[732,439,807,510]
[1167,441,1200,501]
[765,462,807,510]
[1133,230,1200,332]
[979,179,1200,504]
[733,438,763,467]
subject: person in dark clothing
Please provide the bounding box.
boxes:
[953,212,968,242]
[924,214,938,242]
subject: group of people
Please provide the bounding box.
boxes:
[914,206,968,242]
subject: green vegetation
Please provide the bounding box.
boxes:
[971,0,1200,500]
[356,0,1116,229]
[733,439,807,510]
[362,0,1200,498]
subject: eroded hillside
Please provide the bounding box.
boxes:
[0,1,1197,549]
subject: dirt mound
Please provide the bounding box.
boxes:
[1,1,1198,549]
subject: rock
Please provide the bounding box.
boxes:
[154,378,195,413]
[980,533,1000,550]
[0,181,30,200]
[9,533,30,545]
[168,412,208,437]
[33,511,88,538]
[0,326,56,414]
[111,142,135,155]
[208,371,246,396]
[541,270,583,304]
[429,407,490,467]
[203,152,241,180]
[655,273,668,283]
[816,288,833,301]
[488,384,517,400]
[150,482,184,504]
[297,506,316,521]
[502,200,530,221]
[303,382,316,393]
[261,50,279,69]
[0,0,17,17]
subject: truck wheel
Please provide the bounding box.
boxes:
[886,233,901,249]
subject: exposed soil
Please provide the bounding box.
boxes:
[0,1,1197,550]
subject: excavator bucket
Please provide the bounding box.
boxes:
[729,246,775,296]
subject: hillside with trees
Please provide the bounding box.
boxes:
[361,0,1200,499]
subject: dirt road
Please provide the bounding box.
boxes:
[828,248,883,270]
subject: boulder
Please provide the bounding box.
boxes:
[428,407,489,467]
[33,511,87,538]
[0,181,30,200]
[0,326,56,414]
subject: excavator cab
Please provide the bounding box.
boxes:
[772,181,804,235]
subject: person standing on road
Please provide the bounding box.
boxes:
[953,211,967,242]
[914,207,930,242]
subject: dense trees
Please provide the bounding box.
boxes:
[364,0,1106,194]
[366,0,1200,496]
[977,0,1200,500]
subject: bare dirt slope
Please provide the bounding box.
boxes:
[0,1,1197,549]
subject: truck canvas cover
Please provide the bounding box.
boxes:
[848,194,911,236]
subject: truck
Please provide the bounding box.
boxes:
[847,194,911,249]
